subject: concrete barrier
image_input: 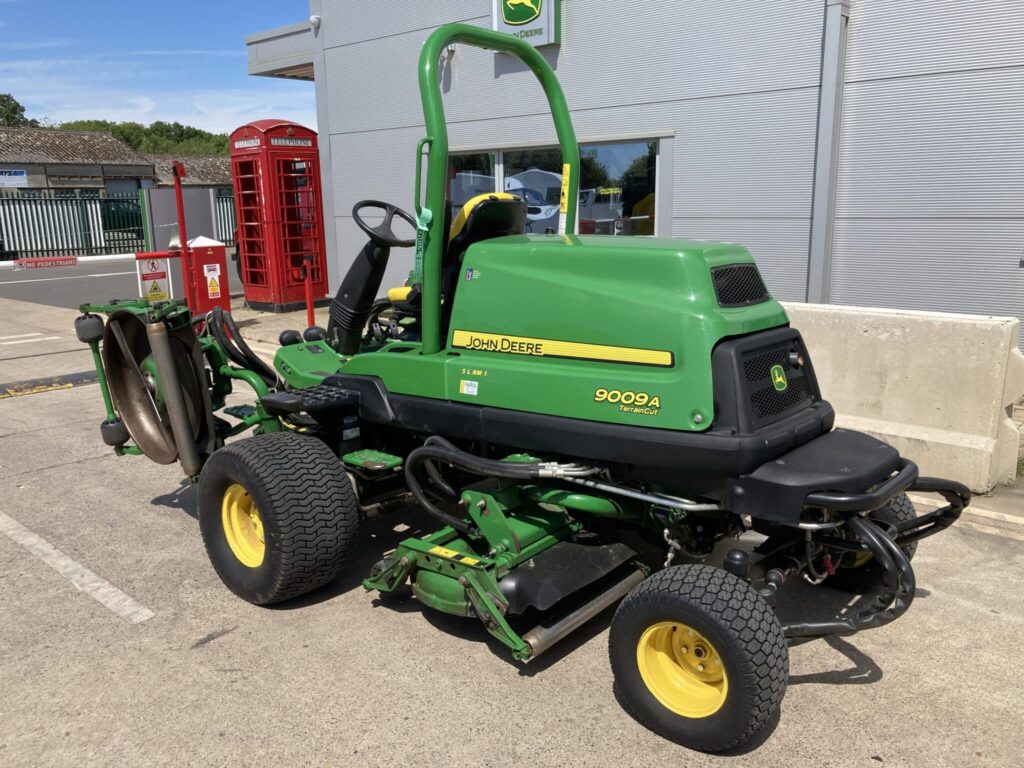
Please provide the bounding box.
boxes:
[782,303,1024,493]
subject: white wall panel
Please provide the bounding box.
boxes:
[845,0,1024,83]
[836,69,1024,219]
[831,219,1024,324]
[835,0,1024,338]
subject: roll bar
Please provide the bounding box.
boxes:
[413,23,580,355]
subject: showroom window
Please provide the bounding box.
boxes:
[447,139,659,236]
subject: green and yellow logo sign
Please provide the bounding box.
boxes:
[502,0,542,25]
[770,364,788,392]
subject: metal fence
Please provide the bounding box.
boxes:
[214,188,237,246]
[0,191,147,260]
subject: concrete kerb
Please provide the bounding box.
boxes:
[784,302,1024,494]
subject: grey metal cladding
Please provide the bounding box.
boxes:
[845,0,1024,83]
[836,68,1024,218]
[319,0,489,50]
[830,219,1024,324]
[834,0,1024,337]
[322,0,824,135]
[246,23,314,73]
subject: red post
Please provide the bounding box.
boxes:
[171,161,195,309]
[303,254,315,329]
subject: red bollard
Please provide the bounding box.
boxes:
[303,254,315,329]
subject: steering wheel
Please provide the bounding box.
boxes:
[352,200,417,248]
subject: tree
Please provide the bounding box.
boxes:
[0,94,40,128]
[59,119,229,155]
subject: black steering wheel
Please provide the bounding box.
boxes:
[352,200,417,248]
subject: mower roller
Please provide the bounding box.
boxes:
[75,24,969,752]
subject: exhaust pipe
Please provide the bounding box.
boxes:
[523,567,646,659]
[146,320,202,478]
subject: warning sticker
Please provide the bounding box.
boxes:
[204,262,222,299]
[136,256,171,301]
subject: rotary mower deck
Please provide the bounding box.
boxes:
[74,24,969,752]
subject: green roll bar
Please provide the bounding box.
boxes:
[414,23,580,355]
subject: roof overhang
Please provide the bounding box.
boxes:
[246,21,314,81]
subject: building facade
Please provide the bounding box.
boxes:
[0,128,155,194]
[247,0,1024,336]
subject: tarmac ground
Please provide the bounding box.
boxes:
[1,291,1022,768]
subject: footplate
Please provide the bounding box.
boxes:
[260,383,358,415]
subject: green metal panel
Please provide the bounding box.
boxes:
[339,235,787,432]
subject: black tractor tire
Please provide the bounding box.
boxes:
[197,431,358,605]
[829,492,918,593]
[609,564,788,753]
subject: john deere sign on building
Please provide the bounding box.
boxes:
[492,0,560,47]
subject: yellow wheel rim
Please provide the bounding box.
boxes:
[636,621,729,718]
[221,483,265,568]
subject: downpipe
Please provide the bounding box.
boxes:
[146,320,202,478]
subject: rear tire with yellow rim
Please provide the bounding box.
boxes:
[609,564,788,753]
[197,432,359,605]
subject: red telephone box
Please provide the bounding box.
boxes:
[229,120,328,312]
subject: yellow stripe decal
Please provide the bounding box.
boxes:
[451,330,673,367]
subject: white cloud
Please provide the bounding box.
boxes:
[0,56,316,133]
[0,39,72,51]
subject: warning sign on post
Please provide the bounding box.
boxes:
[204,263,221,299]
[137,257,172,302]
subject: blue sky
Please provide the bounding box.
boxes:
[0,0,315,132]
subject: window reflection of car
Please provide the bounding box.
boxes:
[504,180,559,232]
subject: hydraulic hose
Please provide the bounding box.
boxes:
[403,436,597,534]
[223,310,280,389]
[207,307,279,389]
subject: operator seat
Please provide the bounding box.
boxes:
[387,193,527,320]
[440,193,526,335]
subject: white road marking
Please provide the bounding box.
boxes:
[0,510,155,624]
[0,333,43,341]
[0,271,135,285]
[1,336,60,345]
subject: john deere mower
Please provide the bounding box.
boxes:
[74,25,969,752]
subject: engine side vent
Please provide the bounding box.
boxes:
[711,264,770,308]
[741,341,815,425]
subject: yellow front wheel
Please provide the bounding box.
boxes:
[610,565,788,753]
[636,621,728,719]
[221,483,265,568]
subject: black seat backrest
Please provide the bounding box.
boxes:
[440,193,527,338]
[446,193,527,265]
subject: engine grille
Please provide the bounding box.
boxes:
[742,341,814,424]
[711,264,770,308]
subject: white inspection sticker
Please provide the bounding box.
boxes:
[459,380,479,396]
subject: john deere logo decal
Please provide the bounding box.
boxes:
[770,364,788,392]
[503,0,542,25]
